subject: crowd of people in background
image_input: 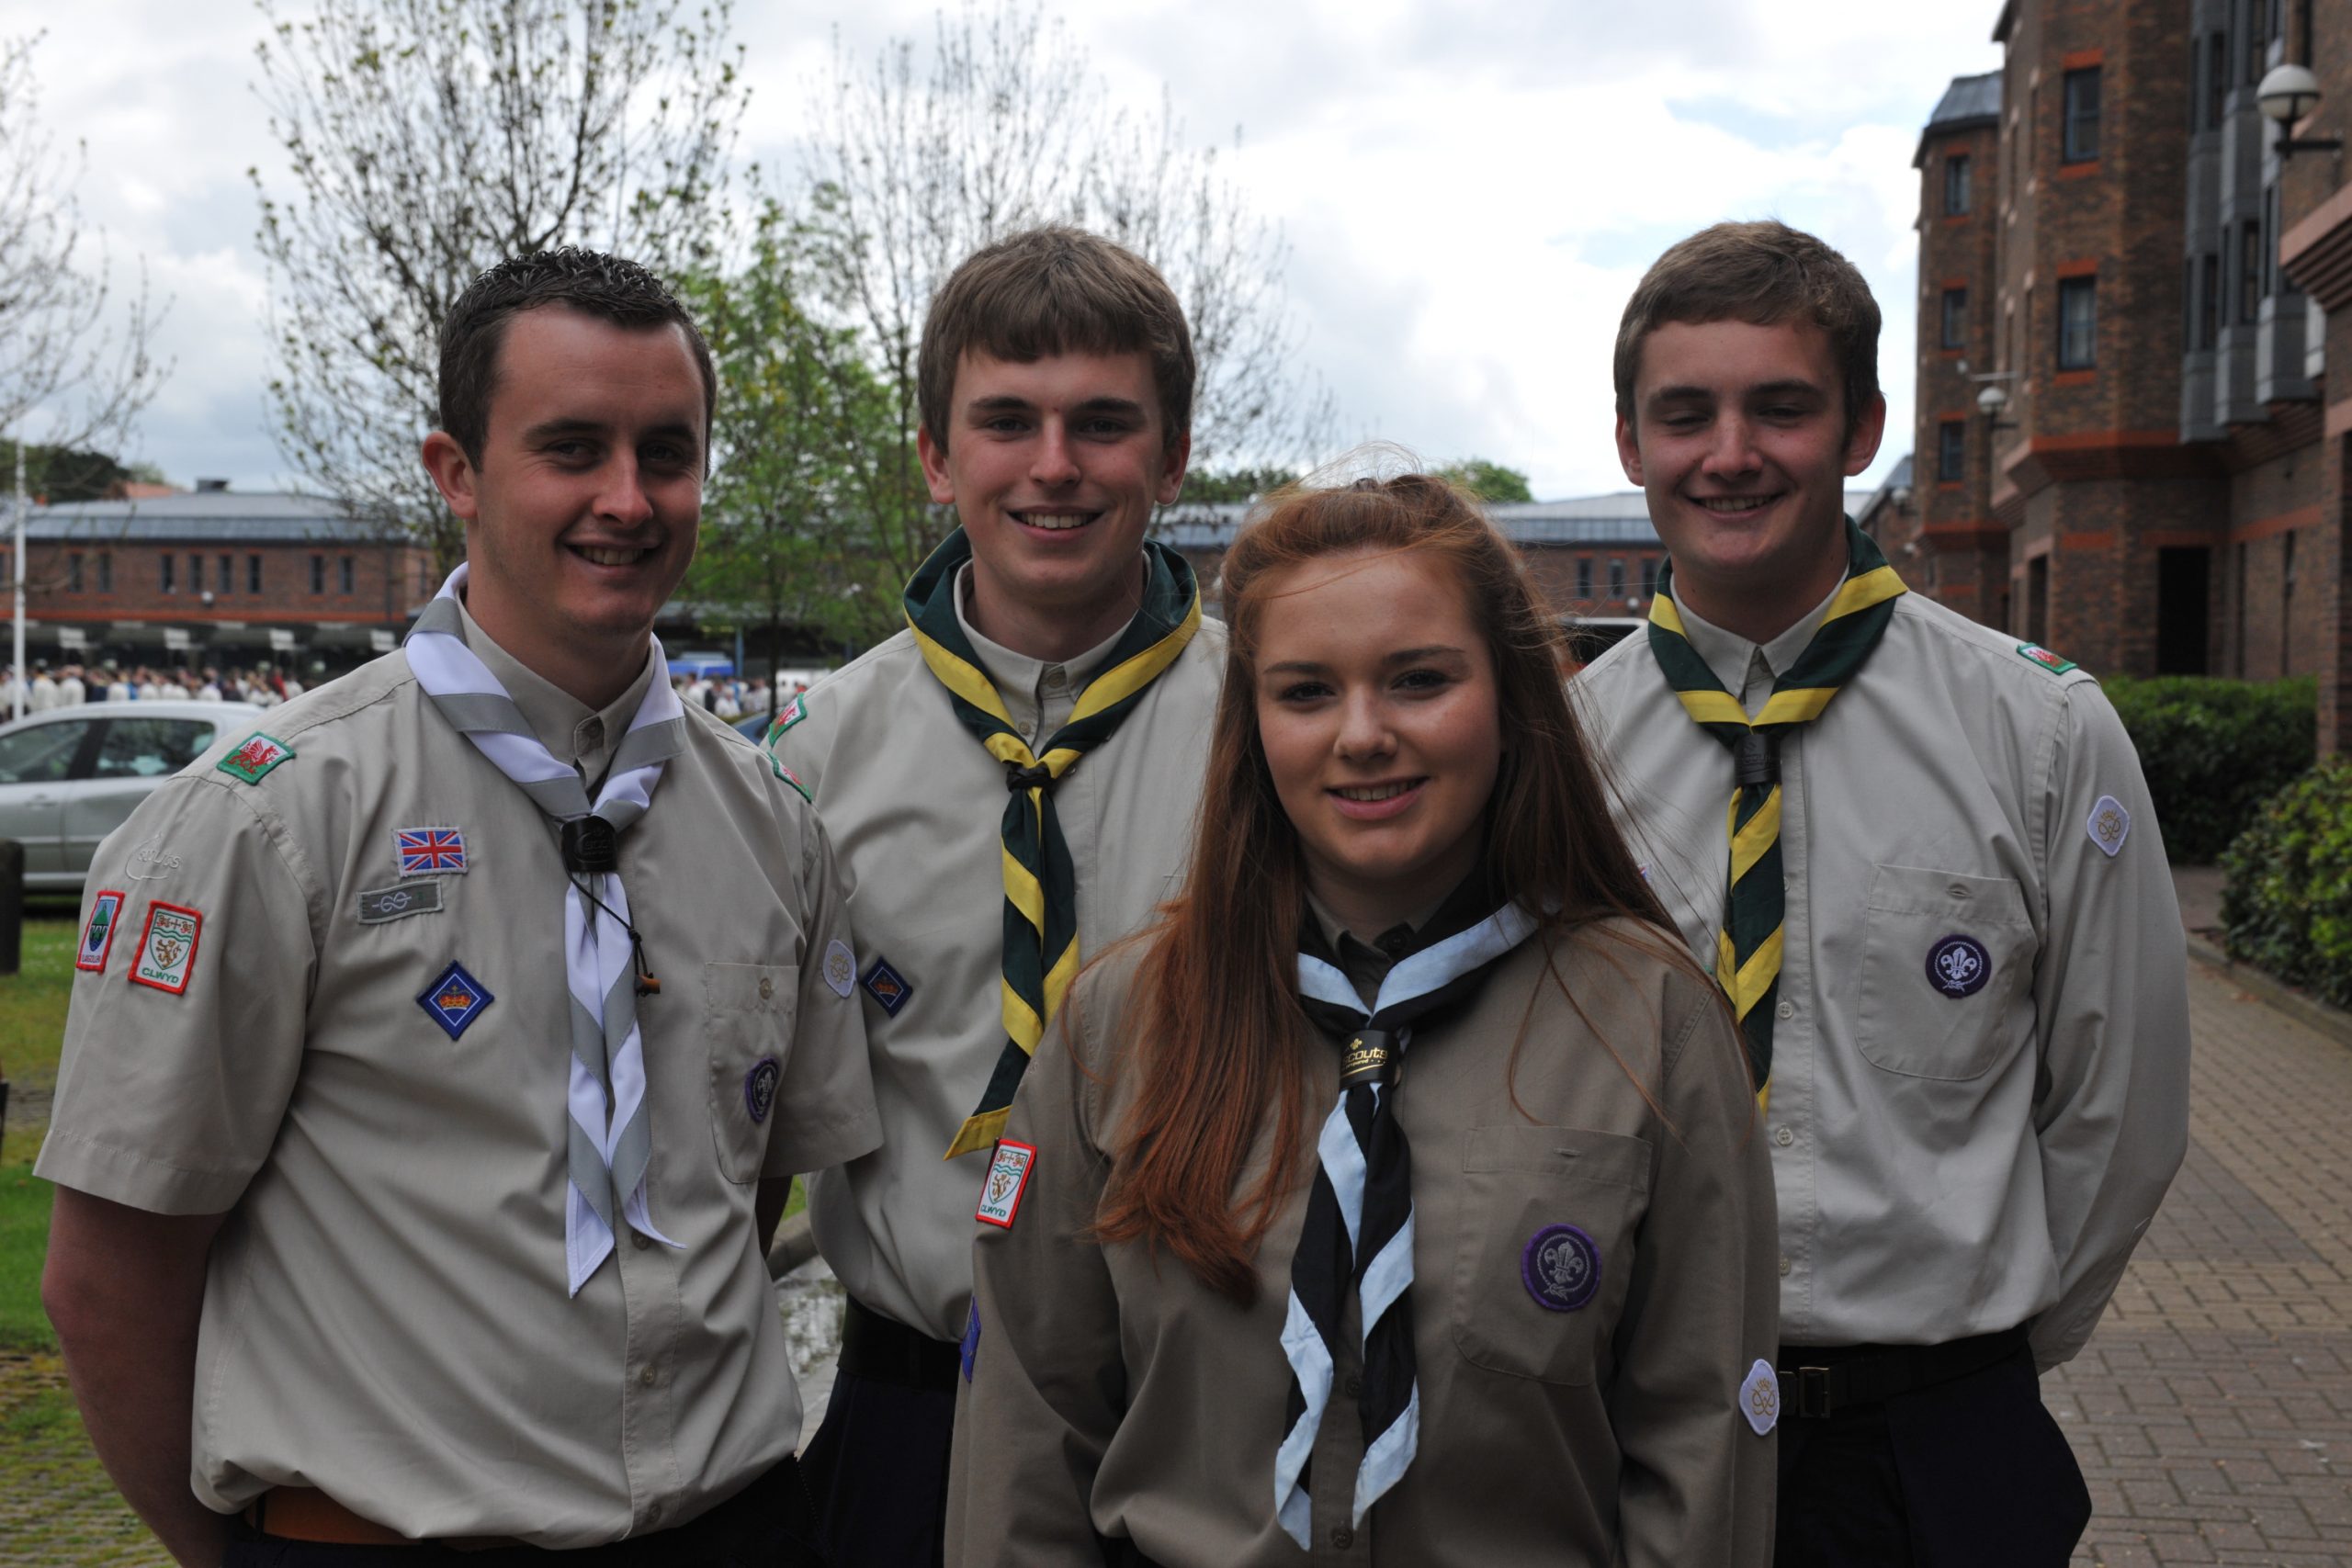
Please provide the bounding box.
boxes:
[0,660,317,712]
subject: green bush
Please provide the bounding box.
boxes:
[2221,760,2352,1007]
[2104,674,2313,863]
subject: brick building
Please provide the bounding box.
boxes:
[1911,0,2352,747]
[3,482,435,671]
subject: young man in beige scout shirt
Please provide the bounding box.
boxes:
[39,248,879,1565]
[1575,220,2188,1567]
[767,226,1224,1567]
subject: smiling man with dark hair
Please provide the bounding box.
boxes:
[1577,219,2188,1568]
[40,247,877,1566]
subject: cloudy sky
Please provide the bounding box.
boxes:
[6,0,2003,501]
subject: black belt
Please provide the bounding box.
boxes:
[839,1295,963,1394]
[1778,1324,2030,1419]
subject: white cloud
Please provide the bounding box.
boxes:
[1,0,2002,497]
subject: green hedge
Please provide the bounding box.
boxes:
[2222,760,2352,1008]
[2103,675,2313,863]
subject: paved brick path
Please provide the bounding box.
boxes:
[2057,961,2352,1565]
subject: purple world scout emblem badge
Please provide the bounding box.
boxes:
[1522,1223,1601,1312]
[1925,933,1992,998]
[743,1056,781,1124]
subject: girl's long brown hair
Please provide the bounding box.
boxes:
[1091,472,1699,1303]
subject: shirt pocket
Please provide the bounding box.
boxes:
[1855,865,2035,1081]
[704,961,799,1185]
[1449,1124,1653,1387]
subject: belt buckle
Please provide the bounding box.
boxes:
[1792,1364,1834,1418]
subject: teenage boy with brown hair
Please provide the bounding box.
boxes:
[1576,219,2188,1568]
[770,225,1224,1568]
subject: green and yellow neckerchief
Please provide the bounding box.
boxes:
[905,527,1203,1157]
[1645,518,1906,1105]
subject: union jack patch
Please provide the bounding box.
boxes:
[394,826,469,877]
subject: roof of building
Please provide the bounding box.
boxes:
[1856,455,1916,531]
[18,488,392,544]
[1917,70,2001,166]
[1157,489,1877,549]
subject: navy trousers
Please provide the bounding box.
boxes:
[1775,1340,2092,1568]
[800,1360,957,1568]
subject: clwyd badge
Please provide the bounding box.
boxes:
[129,901,204,995]
[76,890,126,974]
[976,1139,1037,1229]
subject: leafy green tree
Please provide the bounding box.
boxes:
[1436,458,1533,504]
[1179,466,1297,504]
[249,0,748,570]
[683,206,909,662]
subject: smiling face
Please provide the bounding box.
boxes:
[421,304,706,705]
[1615,316,1884,643]
[918,349,1189,661]
[1252,547,1503,937]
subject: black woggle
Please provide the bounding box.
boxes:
[1004,761,1055,793]
[561,815,619,874]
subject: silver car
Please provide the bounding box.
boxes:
[0,700,266,892]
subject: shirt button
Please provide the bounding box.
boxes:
[1329,1527,1354,1550]
[639,1365,657,1387]
[1344,1374,1363,1398]
[1775,1125,1795,1146]
[632,1233,651,1251]
[1780,1255,1793,1277]
[758,976,775,1000]
[1776,999,1794,1021]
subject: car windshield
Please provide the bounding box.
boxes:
[93,717,216,778]
[0,720,93,784]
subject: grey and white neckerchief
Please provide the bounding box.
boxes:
[1274,888,1540,1545]
[404,565,689,1295]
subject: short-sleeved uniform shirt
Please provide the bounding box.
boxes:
[37,608,881,1547]
[770,570,1226,1344]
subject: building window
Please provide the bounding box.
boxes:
[311,554,324,594]
[160,553,175,593]
[1941,287,1969,349]
[1943,153,1972,215]
[248,554,262,594]
[2058,276,2098,369]
[1640,558,1659,598]
[1939,419,1968,481]
[339,555,355,594]
[2062,67,2101,163]
[2246,0,2268,84]
[189,554,203,594]
[219,554,234,595]
[2209,30,2229,127]
[1608,558,1626,599]
[67,553,83,592]
[1576,558,1592,598]
[97,552,111,593]
[2242,219,2265,322]
[2200,254,2222,349]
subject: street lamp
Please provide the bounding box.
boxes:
[2257,64,2344,159]
[1976,383,2018,431]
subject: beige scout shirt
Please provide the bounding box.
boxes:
[36,604,880,1547]
[1574,585,2189,1367]
[770,567,1226,1344]
[945,921,1779,1567]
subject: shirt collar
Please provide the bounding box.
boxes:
[1673,572,1850,698]
[451,595,658,779]
[953,560,1135,709]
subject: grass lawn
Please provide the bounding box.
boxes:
[1,913,74,1354]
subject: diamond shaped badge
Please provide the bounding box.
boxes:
[416,960,494,1041]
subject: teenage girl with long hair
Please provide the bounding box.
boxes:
[944,472,1779,1566]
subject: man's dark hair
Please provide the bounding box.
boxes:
[1614,220,1883,439]
[919,226,1194,457]
[436,247,716,465]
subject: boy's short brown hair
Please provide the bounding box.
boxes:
[919,226,1194,457]
[1613,220,1882,436]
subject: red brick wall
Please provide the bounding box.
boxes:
[15,538,433,626]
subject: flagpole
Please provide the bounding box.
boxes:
[10,440,24,723]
